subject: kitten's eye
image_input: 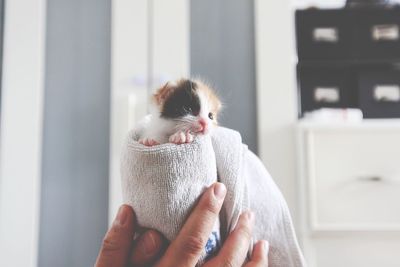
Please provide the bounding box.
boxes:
[208,112,214,120]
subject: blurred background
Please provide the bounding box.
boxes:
[1,0,400,266]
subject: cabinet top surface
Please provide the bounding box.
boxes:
[297,119,400,130]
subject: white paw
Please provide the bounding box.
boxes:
[186,131,194,143]
[169,131,194,144]
[139,138,160,147]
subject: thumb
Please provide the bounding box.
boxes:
[95,205,135,267]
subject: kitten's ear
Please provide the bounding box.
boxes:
[152,82,176,106]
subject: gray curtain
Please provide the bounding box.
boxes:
[38,0,111,266]
[190,0,258,153]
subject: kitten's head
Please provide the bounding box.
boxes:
[152,79,222,134]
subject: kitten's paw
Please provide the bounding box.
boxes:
[169,131,193,144]
[169,131,186,144]
[139,138,160,147]
[185,131,194,143]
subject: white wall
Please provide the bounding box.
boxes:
[293,0,346,9]
[0,0,46,266]
[109,0,189,223]
[255,0,299,219]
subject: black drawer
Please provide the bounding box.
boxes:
[298,65,358,114]
[358,69,400,118]
[296,9,353,61]
[353,8,400,60]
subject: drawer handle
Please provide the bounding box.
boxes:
[313,27,339,43]
[374,85,400,102]
[357,176,383,182]
[314,87,340,103]
[372,24,399,41]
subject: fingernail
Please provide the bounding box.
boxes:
[242,210,255,227]
[115,205,128,226]
[213,183,226,200]
[261,240,270,254]
[142,231,157,255]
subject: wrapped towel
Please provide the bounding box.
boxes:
[121,126,306,266]
[120,129,221,259]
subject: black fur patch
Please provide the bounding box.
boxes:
[161,80,201,119]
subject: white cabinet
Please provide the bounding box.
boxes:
[297,121,400,267]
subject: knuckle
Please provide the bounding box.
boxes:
[101,235,121,253]
[200,197,220,216]
[181,234,206,256]
[237,225,253,241]
[219,259,235,267]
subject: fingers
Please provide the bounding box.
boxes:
[156,182,226,267]
[246,240,269,267]
[130,230,166,266]
[95,205,135,267]
[204,211,255,267]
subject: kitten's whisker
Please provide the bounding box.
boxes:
[173,123,193,132]
[173,117,197,124]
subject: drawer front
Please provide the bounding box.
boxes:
[307,130,400,230]
[354,9,400,60]
[358,69,400,118]
[298,66,358,114]
[296,9,352,61]
[308,236,400,267]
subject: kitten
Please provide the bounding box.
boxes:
[139,79,222,146]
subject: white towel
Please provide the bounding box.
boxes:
[121,125,306,266]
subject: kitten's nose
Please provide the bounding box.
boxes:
[198,118,207,133]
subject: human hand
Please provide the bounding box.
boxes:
[95,182,269,267]
[94,204,165,267]
[157,182,269,267]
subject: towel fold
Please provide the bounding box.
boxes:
[121,125,306,266]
